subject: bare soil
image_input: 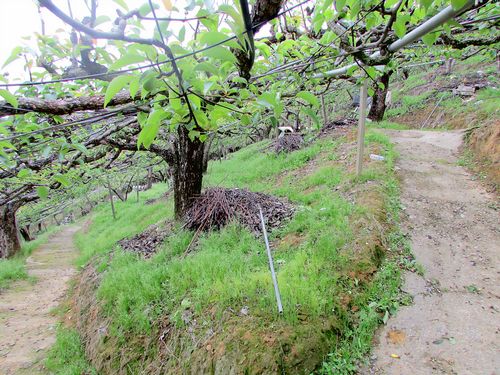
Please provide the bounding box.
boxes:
[363,130,500,374]
[0,225,80,374]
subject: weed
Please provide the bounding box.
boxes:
[45,326,96,375]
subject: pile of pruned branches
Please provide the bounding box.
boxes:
[271,133,305,153]
[320,118,357,136]
[184,188,294,234]
[118,223,171,257]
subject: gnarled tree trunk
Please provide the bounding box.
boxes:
[368,70,393,122]
[0,203,21,258]
[173,126,205,219]
[20,225,33,242]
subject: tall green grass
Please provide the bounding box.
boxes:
[74,183,171,266]
[53,130,406,373]
[45,327,96,375]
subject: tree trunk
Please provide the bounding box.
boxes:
[173,126,205,220]
[0,203,21,258]
[20,225,33,242]
[202,134,215,174]
[368,70,393,122]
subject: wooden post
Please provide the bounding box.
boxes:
[147,167,153,190]
[356,79,368,177]
[106,176,117,220]
[136,179,140,203]
[320,94,327,125]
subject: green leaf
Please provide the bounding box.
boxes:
[199,31,230,46]
[257,92,277,108]
[297,91,319,107]
[364,66,377,80]
[54,174,70,187]
[42,146,52,158]
[110,53,145,70]
[451,0,468,10]
[203,81,215,95]
[177,26,186,42]
[71,143,88,154]
[336,0,347,10]
[137,109,168,149]
[241,114,251,125]
[419,0,433,9]
[422,32,438,47]
[94,15,111,26]
[129,75,141,98]
[302,107,321,129]
[218,4,241,23]
[202,46,236,63]
[112,0,129,10]
[17,169,30,178]
[36,186,49,200]
[104,75,133,107]
[393,19,407,38]
[2,46,23,68]
[194,62,220,76]
[0,89,18,108]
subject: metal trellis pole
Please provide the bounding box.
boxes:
[356,79,368,176]
[258,205,283,314]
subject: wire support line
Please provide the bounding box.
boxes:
[1,0,311,88]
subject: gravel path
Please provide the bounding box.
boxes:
[0,225,80,374]
[364,129,499,375]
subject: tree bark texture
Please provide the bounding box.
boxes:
[368,70,393,122]
[173,126,205,219]
[0,203,21,258]
[20,226,33,242]
[0,91,135,116]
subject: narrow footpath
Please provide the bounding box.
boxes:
[0,225,80,374]
[364,130,500,374]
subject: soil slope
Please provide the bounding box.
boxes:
[0,225,80,374]
[364,130,500,374]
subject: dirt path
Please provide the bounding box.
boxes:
[0,225,80,374]
[363,130,500,375]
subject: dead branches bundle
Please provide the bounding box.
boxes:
[272,133,304,153]
[184,188,294,234]
[118,223,171,257]
[320,118,356,136]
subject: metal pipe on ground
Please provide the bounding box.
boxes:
[258,205,283,314]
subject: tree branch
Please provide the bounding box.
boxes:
[0,91,135,116]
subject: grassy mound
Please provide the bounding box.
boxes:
[52,132,408,374]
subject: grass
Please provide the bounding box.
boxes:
[386,58,499,124]
[368,120,408,130]
[74,183,171,266]
[0,226,59,290]
[45,326,96,375]
[51,130,408,373]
